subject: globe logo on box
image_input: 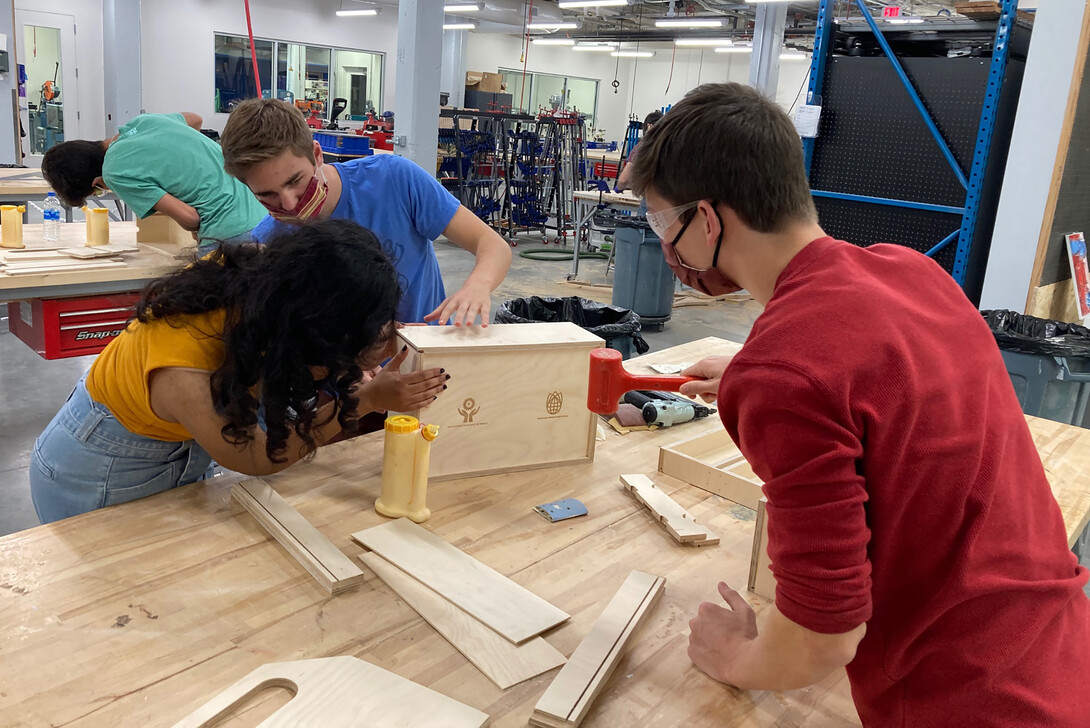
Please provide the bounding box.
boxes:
[545,391,564,415]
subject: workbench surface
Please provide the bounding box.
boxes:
[0,222,191,302]
[2,337,1087,727]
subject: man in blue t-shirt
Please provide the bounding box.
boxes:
[219,99,512,328]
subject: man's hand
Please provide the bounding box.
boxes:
[678,356,734,402]
[688,582,759,686]
[424,281,492,327]
[356,347,448,413]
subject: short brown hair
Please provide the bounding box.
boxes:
[220,99,315,180]
[630,83,816,233]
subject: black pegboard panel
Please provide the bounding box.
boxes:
[814,196,962,273]
[810,56,993,208]
[1042,48,1090,286]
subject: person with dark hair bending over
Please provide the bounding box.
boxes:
[616,110,663,192]
[629,83,1089,724]
[29,220,445,524]
[41,112,267,254]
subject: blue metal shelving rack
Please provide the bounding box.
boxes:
[802,0,1018,288]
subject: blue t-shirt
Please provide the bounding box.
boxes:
[252,155,460,323]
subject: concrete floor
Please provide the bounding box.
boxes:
[2,237,1087,596]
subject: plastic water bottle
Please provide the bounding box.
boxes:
[42,192,62,242]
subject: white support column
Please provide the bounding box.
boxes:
[748,2,787,99]
[394,0,443,171]
[0,0,17,162]
[103,0,142,136]
[980,1,1085,312]
[441,26,468,108]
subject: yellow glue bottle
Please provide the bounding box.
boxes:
[83,207,110,247]
[376,415,440,523]
[0,205,26,248]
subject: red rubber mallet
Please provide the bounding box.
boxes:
[586,348,696,414]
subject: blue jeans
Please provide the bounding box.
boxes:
[29,378,213,524]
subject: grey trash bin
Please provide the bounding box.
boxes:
[612,218,674,331]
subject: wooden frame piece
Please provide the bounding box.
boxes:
[231,478,365,595]
[1,260,126,275]
[747,498,775,600]
[619,474,718,546]
[360,552,566,689]
[657,429,763,510]
[171,656,489,728]
[531,570,665,728]
[352,518,569,644]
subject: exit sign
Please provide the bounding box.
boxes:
[883,6,902,16]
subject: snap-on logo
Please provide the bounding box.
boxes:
[74,329,124,341]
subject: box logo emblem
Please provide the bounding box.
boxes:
[545,391,563,415]
[458,397,480,423]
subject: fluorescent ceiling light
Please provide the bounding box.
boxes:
[655,18,722,28]
[444,22,476,30]
[558,0,627,8]
[886,17,925,24]
[780,51,808,60]
[444,3,480,11]
[675,38,734,47]
[336,8,379,16]
[715,46,753,53]
[573,43,617,52]
[612,50,655,58]
[533,38,577,46]
[528,22,579,29]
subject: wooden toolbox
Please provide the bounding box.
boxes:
[396,322,604,481]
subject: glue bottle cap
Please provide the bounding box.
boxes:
[384,414,419,434]
[420,424,440,441]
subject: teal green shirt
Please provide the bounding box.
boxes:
[102,113,267,242]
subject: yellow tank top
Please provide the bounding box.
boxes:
[86,310,226,441]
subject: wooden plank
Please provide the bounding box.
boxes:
[399,321,603,354]
[360,552,566,690]
[1,260,127,275]
[170,656,489,728]
[748,498,775,600]
[532,570,665,727]
[619,473,719,546]
[658,431,764,510]
[352,518,569,644]
[232,478,365,595]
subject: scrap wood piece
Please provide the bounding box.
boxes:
[352,518,569,645]
[361,552,566,690]
[232,478,364,595]
[1,260,127,275]
[531,570,666,728]
[747,497,775,600]
[170,656,488,728]
[619,474,719,546]
[658,429,764,510]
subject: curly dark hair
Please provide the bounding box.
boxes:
[136,219,401,463]
[41,140,107,207]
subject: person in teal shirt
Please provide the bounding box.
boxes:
[42,112,267,251]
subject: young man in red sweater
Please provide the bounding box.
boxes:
[628,83,1090,725]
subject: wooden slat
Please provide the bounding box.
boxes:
[170,656,488,728]
[619,474,718,546]
[748,498,775,600]
[361,552,566,690]
[232,479,365,595]
[352,518,569,644]
[658,431,763,510]
[532,570,665,727]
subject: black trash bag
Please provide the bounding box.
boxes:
[981,310,1090,357]
[496,295,650,355]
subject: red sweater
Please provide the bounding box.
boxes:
[719,237,1090,726]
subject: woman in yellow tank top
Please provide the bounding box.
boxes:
[29,219,448,523]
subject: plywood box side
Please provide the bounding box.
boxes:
[396,333,599,480]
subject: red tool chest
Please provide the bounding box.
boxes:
[7,292,138,360]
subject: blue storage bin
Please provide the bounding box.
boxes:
[313,132,372,155]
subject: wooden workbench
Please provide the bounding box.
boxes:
[0,168,128,222]
[0,222,191,303]
[2,337,1088,727]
